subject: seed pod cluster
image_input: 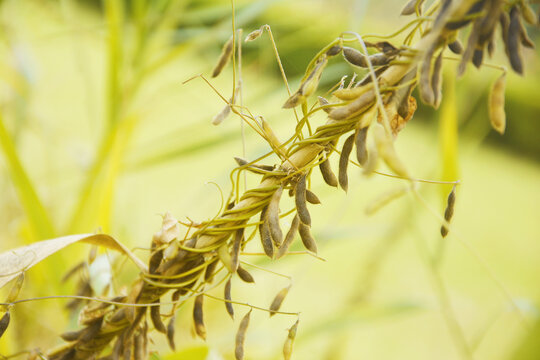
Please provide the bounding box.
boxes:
[440,186,457,237]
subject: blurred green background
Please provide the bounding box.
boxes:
[0,0,539,359]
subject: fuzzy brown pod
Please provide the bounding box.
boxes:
[295,175,311,226]
[167,316,176,351]
[204,258,218,283]
[212,87,240,125]
[134,331,145,360]
[319,157,338,187]
[448,40,463,54]
[282,91,304,109]
[431,52,443,109]
[298,223,317,254]
[276,215,301,259]
[507,6,524,74]
[0,311,10,338]
[305,189,321,204]
[212,34,234,78]
[269,285,291,317]
[79,317,103,342]
[326,45,343,56]
[259,208,275,259]
[339,134,355,192]
[355,127,369,165]
[235,310,251,360]
[268,186,284,246]
[225,277,234,319]
[488,73,506,134]
[283,319,299,360]
[237,265,255,283]
[441,186,457,237]
[419,44,436,106]
[343,46,368,67]
[230,228,244,272]
[193,295,206,340]
[60,329,82,342]
[150,301,166,333]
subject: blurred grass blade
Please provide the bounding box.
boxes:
[439,70,459,196]
[0,233,147,289]
[104,0,123,127]
[0,112,55,240]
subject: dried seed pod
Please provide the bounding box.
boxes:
[134,331,145,360]
[225,277,234,319]
[268,186,284,246]
[261,117,283,155]
[193,295,206,340]
[123,338,133,360]
[235,310,252,360]
[148,249,163,274]
[318,96,332,114]
[431,52,443,109]
[6,272,24,303]
[401,0,425,15]
[298,223,317,254]
[472,48,484,68]
[329,90,375,120]
[245,28,263,42]
[212,34,234,78]
[355,127,369,165]
[326,45,342,56]
[276,215,301,259]
[299,57,328,98]
[283,320,299,360]
[343,46,367,67]
[60,329,83,342]
[319,157,338,187]
[237,265,255,283]
[519,18,535,48]
[295,175,311,226]
[204,258,218,283]
[259,210,275,259]
[448,40,464,54]
[150,301,166,333]
[282,91,304,109]
[507,6,524,74]
[305,189,321,204]
[333,83,373,101]
[219,242,234,272]
[269,285,291,317]
[231,228,244,272]
[419,45,435,105]
[339,134,355,192]
[520,1,537,25]
[167,316,176,351]
[213,87,239,126]
[488,73,506,134]
[440,186,457,237]
[79,317,103,342]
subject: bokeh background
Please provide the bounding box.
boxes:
[0,0,539,359]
